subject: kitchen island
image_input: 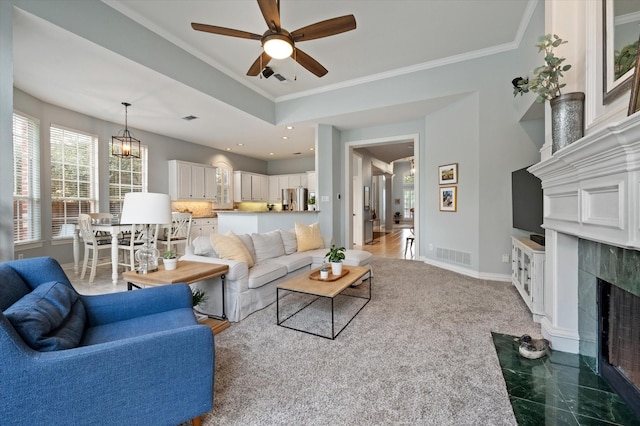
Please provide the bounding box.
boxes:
[216,210,319,234]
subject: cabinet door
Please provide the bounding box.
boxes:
[268,176,280,202]
[252,175,268,201]
[241,174,252,201]
[522,253,531,297]
[192,165,206,199]
[177,163,193,199]
[215,166,232,209]
[288,175,301,188]
[204,167,217,201]
[307,171,316,193]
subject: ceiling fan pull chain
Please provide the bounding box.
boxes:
[294,48,297,81]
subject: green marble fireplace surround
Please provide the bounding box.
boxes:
[578,238,640,371]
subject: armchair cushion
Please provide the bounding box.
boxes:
[5,281,86,351]
[0,264,31,310]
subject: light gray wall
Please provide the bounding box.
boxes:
[13,89,268,263]
[0,0,14,261]
[299,2,545,277]
[267,156,315,175]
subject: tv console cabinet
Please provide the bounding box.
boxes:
[511,236,545,322]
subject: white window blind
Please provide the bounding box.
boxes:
[13,112,41,243]
[108,146,148,215]
[50,125,98,238]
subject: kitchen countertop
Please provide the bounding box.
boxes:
[217,210,319,214]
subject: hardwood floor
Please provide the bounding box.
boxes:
[354,226,416,260]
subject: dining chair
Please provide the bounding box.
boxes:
[78,214,113,283]
[158,212,193,256]
[117,223,160,270]
[88,212,114,243]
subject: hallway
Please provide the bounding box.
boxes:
[355,227,416,260]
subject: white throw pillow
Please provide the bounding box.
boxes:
[192,235,217,257]
[279,229,297,255]
[251,230,285,263]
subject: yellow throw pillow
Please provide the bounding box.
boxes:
[295,222,324,252]
[210,231,254,268]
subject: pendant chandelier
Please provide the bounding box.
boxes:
[111,102,141,158]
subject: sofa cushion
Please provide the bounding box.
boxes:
[0,264,32,311]
[210,232,254,268]
[192,235,217,257]
[252,230,285,263]
[81,307,195,346]
[247,263,287,289]
[236,233,257,265]
[267,252,312,273]
[279,229,297,254]
[5,281,86,351]
[295,222,324,252]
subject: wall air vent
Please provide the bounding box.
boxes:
[182,115,198,121]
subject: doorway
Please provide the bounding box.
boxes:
[343,133,420,260]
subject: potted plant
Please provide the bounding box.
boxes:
[191,288,208,323]
[394,212,401,224]
[513,34,584,154]
[308,194,316,211]
[162,250,178,271]
[325,244,346,276]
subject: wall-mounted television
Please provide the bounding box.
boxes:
[511,165,544,237]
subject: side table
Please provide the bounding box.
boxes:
[122,261,229,332]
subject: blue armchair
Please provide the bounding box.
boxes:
[0,257,214,426]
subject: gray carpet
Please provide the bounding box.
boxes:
[201,257,541,425]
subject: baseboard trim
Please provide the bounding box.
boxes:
[540,317,580,354]
[422,258,511,282]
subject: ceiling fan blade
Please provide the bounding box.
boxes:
[294,48,328,77]
[291,15,356,42]
[257,0,281,32]
[247,51,272,76]
[191,23,262,40]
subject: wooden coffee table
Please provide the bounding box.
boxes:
[276,265,371,339]
[123,261,229,334]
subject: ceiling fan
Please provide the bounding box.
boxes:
[191,0,356,78]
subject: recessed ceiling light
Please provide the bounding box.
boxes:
[237,143,244,146]
[309,147,314,151]
[282,136,288,140]
[269,152,274,156]
[286,126,294,130]
[225,147,232,151]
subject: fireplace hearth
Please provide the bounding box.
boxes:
[598,279,640,418]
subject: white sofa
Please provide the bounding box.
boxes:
[180,229,373,322]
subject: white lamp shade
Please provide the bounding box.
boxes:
[263,36,293,59]
[120,192,172,225]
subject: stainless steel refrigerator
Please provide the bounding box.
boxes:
[282,187,308,211]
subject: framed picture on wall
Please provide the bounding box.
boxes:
[438,163,458,185]
[439,186,457,212]
[364,186,370,210]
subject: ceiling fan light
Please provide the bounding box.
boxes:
[263,36,293,59]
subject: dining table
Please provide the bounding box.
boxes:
[73,223,134,285]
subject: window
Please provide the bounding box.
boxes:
[50,126,98,238]
[403,189,415,219]
[109,146,148,215]
[13,112,41,244]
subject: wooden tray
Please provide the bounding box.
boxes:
[309,268,350,282]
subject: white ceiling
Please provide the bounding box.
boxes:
[12,0,534,163]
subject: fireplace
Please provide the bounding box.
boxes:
[598,278,640,418]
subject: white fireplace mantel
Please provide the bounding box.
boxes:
[529,113,640,249]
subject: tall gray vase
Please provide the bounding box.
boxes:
[550,92,585,154]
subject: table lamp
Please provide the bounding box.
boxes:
[120,192,172,274]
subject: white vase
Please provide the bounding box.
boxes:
[331,262,343,276]
[163,258,178,271]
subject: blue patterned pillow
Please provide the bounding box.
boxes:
[5,281,86,351]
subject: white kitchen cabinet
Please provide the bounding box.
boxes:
[234,171,269,202]
[307,171,316,193]
[168,160,217,201]
[268,175,289,203]
[511,236,545,322]
[190,217,217,241]
[214,164,232,209]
